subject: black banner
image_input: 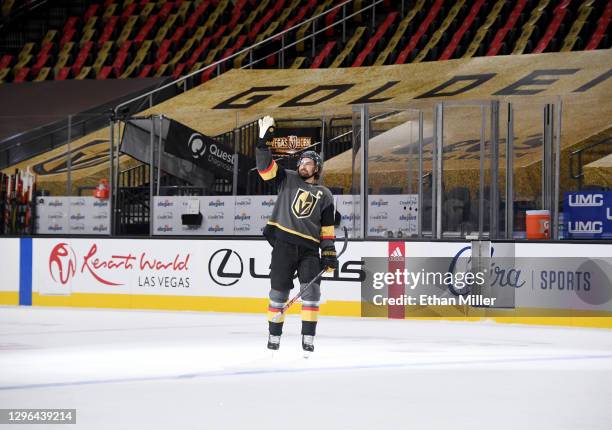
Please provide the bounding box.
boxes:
[165,120,235,178]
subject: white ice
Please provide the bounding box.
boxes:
[1,306,612,430]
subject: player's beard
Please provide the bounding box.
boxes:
[298,167,315,180]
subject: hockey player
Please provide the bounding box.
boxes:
[256,115,338,353]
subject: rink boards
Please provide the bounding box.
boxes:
[0,237,611,328]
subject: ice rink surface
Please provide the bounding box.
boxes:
[1,306,612,430]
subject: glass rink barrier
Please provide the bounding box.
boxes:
[0,113,112,236]
[1,95,610,241]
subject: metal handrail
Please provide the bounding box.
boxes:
[0,0,48,30]
[114,0,386,116]
[569,137,612,189]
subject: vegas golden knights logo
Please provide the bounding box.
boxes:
[291,188,322,219]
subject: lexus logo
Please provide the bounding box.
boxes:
[208,249,243,286]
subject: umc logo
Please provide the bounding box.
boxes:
[49,243,77,285]
[208,249,243,286]
[291,188,321,218]
[568,221,604,234]
[568,194,604,207]
[188,133,207,159]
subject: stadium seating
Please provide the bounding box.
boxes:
[0,0,609,86]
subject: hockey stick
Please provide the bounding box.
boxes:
[271,227,349,322]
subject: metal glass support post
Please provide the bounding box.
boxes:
[281,35,285,68]
[149,115,155,237]
[342,5,346,43]
[232,127,239,196]
[372,0,376,28]
[479,105,486,238]
[433,103,443,239]
[407,119,413,194]
[489,100,500,240]
[109,118,115,236]
[320,115,326,182]
[417,110,424,238]
[505,103,514,239]
[156,115,163,196]
[553,97,562,240]
[542,104,554,214]
[114,119,120,227]
[359,105,369,239]
[66,115,72,196]
[312,22,316,58]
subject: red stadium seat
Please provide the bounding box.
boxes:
[0,55,13,69]
[487,0,528,56]
[120,3,137,23]
[395,1,443,64]
[439,0,486,60]
[533,0,571,53]
[354,12,398,67]
[229,0,248,29]
[187,37,213,68]
[83,4,99,22]
[158,2,173,20]
[185,2,210,30]
[63,17,79,32]
[71,41,94,76]
[59,28,77,47]
[325,7,342,36]
[246,0,289,38]
[31,42,55,76]
[200,66,216,83]
[172,63,187,79]
[283,0,316,32]
[138,64,153,77]
[134,16,158,47]
[112,51,128,76]
[31,54,50,76]
[220,35,247,65]
[585,0,612,50]
[13,67,30,83]
[55,67,71,80]
[98,16,119,48]
[311,41,336,68]
[213,25,227,41]
[170,26,187,47]
[96,65,112,79]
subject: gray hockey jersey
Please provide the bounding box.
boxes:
[256,146,335,250]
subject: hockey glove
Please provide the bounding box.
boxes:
[320,246,338,273]
[257,115,275,148]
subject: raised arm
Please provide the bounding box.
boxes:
[256,115,286,185]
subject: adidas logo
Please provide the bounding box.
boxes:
[390,247,403,257]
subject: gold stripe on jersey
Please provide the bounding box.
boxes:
[320,225,335,238]
[267,221,321,243]
[259,159,278,180]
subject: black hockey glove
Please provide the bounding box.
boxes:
[321,246,338,273]
[257,115,275,148]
